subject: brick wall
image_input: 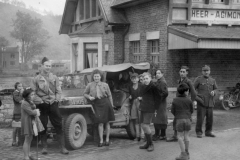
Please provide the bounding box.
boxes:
[124,0,169,70]
[166,49,240,88]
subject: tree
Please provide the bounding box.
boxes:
[0,36,9,48]
[11,11,49,66]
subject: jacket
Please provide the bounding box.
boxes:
[194,76,218,107]
[84,81,113,106]
[177,77,197,101]
[21,100,37,135]
[171,95,193,119]
[31,72,61,105]
[139,81,159,113]
[12,90,23,114]
[152,77,169,124]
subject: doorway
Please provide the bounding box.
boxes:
[84,43,98,69]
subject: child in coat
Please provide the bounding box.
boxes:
[12,82,24,146]
[138,72,159,152]
[171,83,193,160]
[128,73,144,141]
[21,88,40,160]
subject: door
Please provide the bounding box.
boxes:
[84,43,98,69]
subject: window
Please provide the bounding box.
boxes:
[78,0,101,21]
[131,41,140,54]
[192,0,205,3]
[212,0,224,3]
[11,54,15,58]
[233,0,240,4]
[10,61,15,65]
[149,40,159,54]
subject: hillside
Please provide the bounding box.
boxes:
[0,2,70,60]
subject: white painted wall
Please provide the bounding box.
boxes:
[70,35,102,73]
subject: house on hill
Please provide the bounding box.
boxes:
[0,46,20,71]
[60,0,240,87]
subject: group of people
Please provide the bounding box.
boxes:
[11,57,69,160]
[9,54,218,160]
[84,64,217,160]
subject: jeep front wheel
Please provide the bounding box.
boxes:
[64,113,87,150]
[126,120,136,139]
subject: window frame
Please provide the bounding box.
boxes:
[148,39,159,54]
[76,0,102,24]
[10,61,15,65]
[10,54,15,58]
[212,0,225,4]
[131,41,140,54]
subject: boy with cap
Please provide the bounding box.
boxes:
[167,66,196,142]
[194,65,218,138]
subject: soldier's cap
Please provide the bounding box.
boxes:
[202,65,210,71]
[130,73,139,78]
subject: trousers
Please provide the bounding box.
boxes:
[37,102,63,135]
[195,105,213,135]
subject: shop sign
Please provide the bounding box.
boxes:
[191,9,240,22]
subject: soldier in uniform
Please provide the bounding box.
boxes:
[31,57,69,154]
[167,66,197,142]
[194,65,218,138]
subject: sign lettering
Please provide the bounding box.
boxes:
[192,9,240,22]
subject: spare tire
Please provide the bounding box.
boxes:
[64,113,87,150]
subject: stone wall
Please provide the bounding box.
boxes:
[0,95,14,127]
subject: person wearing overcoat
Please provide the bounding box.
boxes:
[152,69,168,141]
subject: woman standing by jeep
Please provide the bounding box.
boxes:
[84,69,115,147]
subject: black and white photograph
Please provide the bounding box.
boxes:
[0,0,240,160]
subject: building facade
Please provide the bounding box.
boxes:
[0,46,20,70]
[60,0,240,88]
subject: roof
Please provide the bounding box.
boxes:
[111,0,154,8]
[2,46,19,53]
[99,0,129,25]
[168,26,240,50]
[69,21,104,36]
[80,62,150,74]
[59,0,129,34]
[168,26,240,41]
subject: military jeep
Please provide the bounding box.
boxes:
[59,62,150,150]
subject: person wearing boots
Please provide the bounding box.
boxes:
[167,66,196,142]
[152,69,169,141]
[194,65,218,138]
[138,72,159,152]
[31,57,69,155]
[171,83,193,160]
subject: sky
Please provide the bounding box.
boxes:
[21,0,66,15]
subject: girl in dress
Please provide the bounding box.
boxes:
[21,88,40,160]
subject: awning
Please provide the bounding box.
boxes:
[168,26,240,50]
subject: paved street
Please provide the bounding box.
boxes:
[1,108,240,160]
[1,127,240,160]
